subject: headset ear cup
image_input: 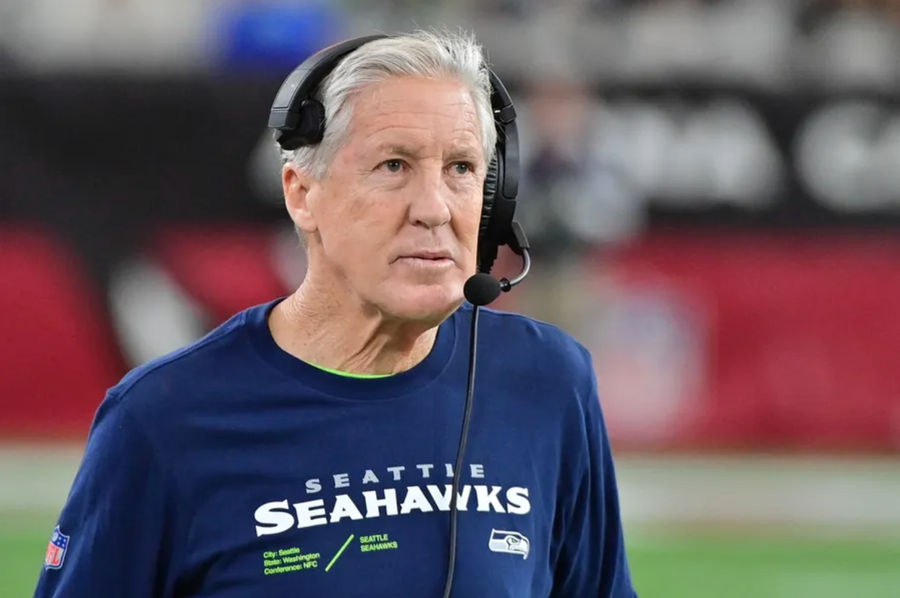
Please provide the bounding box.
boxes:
[480,157,498,241]
[300,99,326,144]
[478,157,500,272]
[278,99,326,149]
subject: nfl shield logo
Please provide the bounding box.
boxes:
[44,526,69,570]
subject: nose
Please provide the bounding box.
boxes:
[407,165,451,229]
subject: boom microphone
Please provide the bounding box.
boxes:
[442,222,531,598]
[462,221,532,308]
[463,274,501,306]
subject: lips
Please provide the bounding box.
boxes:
[397,250,452,261]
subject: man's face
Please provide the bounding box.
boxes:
[287,76,486,323]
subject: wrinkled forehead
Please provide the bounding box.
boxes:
[345,76,486,161]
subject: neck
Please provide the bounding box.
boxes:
[268,272,441,377]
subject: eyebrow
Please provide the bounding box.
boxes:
[445,147,482,163]
[378,143,481,163]
[377,144,422,160]
[377,143,482,162]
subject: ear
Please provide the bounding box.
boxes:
[282,162,318,235]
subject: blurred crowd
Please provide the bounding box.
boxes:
[2,0,899,248]
[1,0,899,83]
[2,1,899,255]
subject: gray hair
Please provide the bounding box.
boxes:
[280,30,497,178]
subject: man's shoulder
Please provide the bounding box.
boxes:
[108,305,258,415]
[461,304,593,379]
[461,305,599,430]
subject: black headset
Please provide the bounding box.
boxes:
[268,34,521,274]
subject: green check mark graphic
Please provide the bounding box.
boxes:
[325,534,355,572]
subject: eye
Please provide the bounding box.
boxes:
[380,159,405,173]
[452,162,473,175]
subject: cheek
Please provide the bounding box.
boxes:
[316,197,375,264]
[456,189,485,242]
[338,196,403,257]
[323,179,395,235]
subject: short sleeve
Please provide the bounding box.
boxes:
[33,391,182,597]
[550,348,638,598]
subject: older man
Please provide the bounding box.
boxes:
[34,31,636,597]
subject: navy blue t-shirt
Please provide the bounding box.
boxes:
[34,300,636,597]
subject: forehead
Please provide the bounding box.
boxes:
[346,76,484,154]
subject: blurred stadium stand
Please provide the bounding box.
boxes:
[0,226,123,438]
[0,0,898,451]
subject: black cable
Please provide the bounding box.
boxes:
[441,303,480,598]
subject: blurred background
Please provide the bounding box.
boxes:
[1,0,899,595]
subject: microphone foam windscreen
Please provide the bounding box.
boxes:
[464,273,501,306]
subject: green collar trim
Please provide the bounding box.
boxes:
[306,362,394,379]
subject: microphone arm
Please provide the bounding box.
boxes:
[498,248,530,292]
[498,221,531,293]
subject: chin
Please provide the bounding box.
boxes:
[379,282,463,324]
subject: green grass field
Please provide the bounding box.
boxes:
[5,511,899,598]
[2,512,59,598]
[627,529,900,597]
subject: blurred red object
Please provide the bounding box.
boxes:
[591,231,900,452]
[0,225,122,439]
[153,225,291,324]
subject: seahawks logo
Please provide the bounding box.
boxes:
[488,529,529,560]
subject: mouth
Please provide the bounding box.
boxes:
[395,250,453,262]
[403,250,452,260]
[394,251,454,269]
